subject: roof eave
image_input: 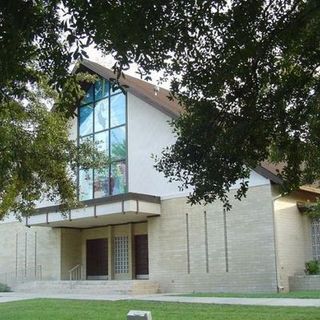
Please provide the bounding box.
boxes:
[253,166,283,185]
[78,59,180,119]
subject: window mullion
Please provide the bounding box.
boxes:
[92,83,95,199]
[108,85,111,196]
[78,78,127,200]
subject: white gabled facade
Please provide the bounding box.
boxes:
[0,60,314,294]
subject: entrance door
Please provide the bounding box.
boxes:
[134,235,149,279]
[86,238,108,280]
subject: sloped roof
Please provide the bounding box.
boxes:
[78,59,182,118]
[254,161,284,184]
[299,185,320,195]
[253,166,283,184]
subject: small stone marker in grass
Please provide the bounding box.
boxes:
[127,310,152,320]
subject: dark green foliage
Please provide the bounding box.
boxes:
[304,200,320,220]
[0,2,107,219]
[305,260,320,275]
[64,0,320,208]
[0,71,107,219]
[1,0,320,215]
[149,0,320,208]
[0,283,10,292]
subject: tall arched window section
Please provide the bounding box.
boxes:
[78,78,127,201]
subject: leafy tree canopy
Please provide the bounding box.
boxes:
[1,0,320,218]
[0,1,105,219]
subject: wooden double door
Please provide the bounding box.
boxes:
[134,234,149,278]
[86,235,149,279]
[86,238,108,279]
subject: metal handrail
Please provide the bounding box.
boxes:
[69,264,82,281]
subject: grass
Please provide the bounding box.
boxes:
[181,291,320,299]
[0,299,319,320]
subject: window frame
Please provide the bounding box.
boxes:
[77,79,128,201]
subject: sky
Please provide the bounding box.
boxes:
[85,46,171,90]
[58,3,171,91]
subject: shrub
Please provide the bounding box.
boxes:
[0,282,10,292]
[305,260,320,275]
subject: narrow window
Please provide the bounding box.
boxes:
[78,78,127,200]
[114,236,129,274]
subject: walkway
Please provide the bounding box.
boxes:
[0,292,320,307]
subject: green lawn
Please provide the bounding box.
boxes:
[0,299,319,320]
[180,291,320,299]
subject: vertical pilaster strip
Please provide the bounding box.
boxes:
[128,223,133,279]
[186,213,190,274]
[223,209,229,272]
[25,232,27,277]
[204,210,209,273]
[121,200,125,213]
[15,233,18,278]
[108,225,114,280]
[34,232,37,278]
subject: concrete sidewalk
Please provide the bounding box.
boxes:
[0,292,320,307]
[0,292,130,303]
[138,295,320,307]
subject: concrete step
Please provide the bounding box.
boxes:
[12,280,160,295]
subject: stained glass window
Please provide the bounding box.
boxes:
[80,135,93,145]
[78,77,127,200]
[81,85,94,105]
[111,126,126,161]
[79,105,93,136]
[95,98,109,132]
[111,161,127,195]
[95,78,109,100]
[94,168,109,198]
[79,169,93,201]
[111,82,122,95]
[95,131,109,154]
[111,94,126,127]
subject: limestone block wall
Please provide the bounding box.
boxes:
[0,220,149,283]
[148,184,278,293]
[273,194,313,291]
[0,221,61,283]
[60,228,82,280]
[289,275,320,291]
